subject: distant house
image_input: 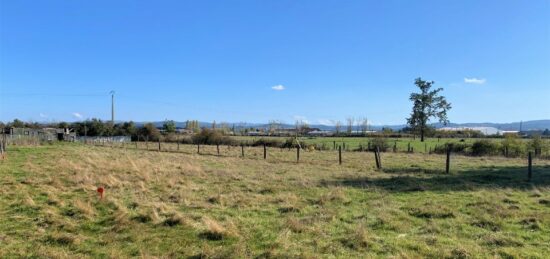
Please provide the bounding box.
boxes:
[273,128,298,136]
[6,127,76,141]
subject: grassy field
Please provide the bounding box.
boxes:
[233,136,539,153]
[1,143,550,258]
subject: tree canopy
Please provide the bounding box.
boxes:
[407,78,451,142]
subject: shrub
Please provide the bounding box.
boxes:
[192,129,235,145]
[139,123,161,141]
[369,137,389,152]
[281,138,306,149]
[528,135,546,156]
[433,142,470,154]
[471,140,500,156]
[251,138,283,147]
[501,134,524,157]
[317,143,331,151]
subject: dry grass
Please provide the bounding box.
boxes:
[1,143,549,257]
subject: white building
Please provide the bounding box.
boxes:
[438,126,501,135]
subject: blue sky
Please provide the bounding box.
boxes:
[1,0,549,125]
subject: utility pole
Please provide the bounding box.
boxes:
[110,90,115,125]
[519,121,523,133]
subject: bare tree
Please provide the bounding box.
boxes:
[334,120,342,135]
[237,122,247,136]
[295,120,309,136]
[360,117,369,135]
[268,120,282,135]
[220,122,229,135]
[346,117,354,135]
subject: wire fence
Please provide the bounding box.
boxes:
[79,138,546,182]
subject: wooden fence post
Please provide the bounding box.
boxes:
[377,146,382,169]
[333,141,336,150]
[177,141,180,151]
[3,131,6,158]
[528,152,532,181]
[338,145,342,165]
[263,144,267,159]
[373,149,379,169]
[146,137,149,150]
[197,144,200,154]
[217,144,220,156]
[407,142,411,153]
[241,144,245,157]
[446,147,451,174]
[158,139,161,151]
[0,131,4,159]
[374,147,381,169]
[296,146,300,163]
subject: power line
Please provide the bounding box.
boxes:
[1,92,110,97]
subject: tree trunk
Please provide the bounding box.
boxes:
[420,128,425,142]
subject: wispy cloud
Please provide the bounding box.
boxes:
[317,119,335,126]
[464,77,486,84]
[271,84,285,91]
[72,112,83,119]
[39,113,48,118]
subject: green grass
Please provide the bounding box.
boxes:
[233,136,539,153]
[1,143,549,258]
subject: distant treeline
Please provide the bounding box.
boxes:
[1,118,159,140]
[2,119,549,142]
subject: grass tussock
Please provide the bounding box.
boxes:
[341,224,375,250]
[200,217,236,240]
[44,232,81,246]
[407,205,455,219]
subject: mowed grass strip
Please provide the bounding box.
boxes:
[0,143,549,258]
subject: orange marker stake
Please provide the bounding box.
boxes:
[97,187,104,200]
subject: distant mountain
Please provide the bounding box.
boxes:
[135,120,550,132]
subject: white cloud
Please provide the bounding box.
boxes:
[317,119,335,126]
[39,113,48,118]
[72,112,83,119]
[271,84,285,91]
[464,77,486,84]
